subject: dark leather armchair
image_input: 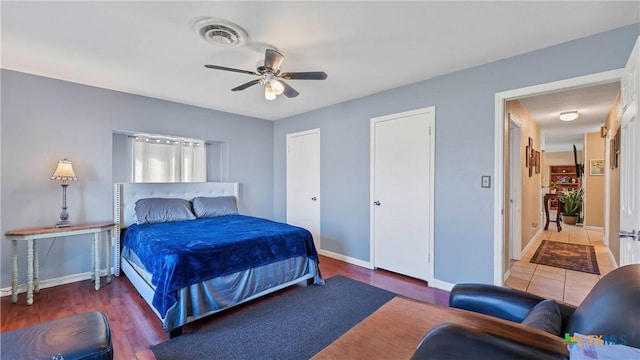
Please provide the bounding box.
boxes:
[1,311,113,360]
[412,264,640,359]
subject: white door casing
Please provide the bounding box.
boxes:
[494,69,623,285]
[539,132,546,232]
[371,107,435,281]
[509,116,522,260]
[286,129,321,251]
[604,129,611,246]
[619,37,640,266]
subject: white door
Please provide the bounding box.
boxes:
[371,107,434,281]
[619,37,640,265]
[287,129,321,250]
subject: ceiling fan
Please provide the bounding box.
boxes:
[205,48,327,100]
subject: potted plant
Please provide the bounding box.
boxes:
[561,188,584,225]
[549,181,558,194]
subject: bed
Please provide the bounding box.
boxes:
[113,182,324,336]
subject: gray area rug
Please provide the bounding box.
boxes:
[150,275,396,360]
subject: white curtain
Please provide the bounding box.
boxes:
[133,135,206,182]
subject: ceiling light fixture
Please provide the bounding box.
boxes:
[263,74,284,101]
[270,79,285,96]
[559,111,579,122]
[265,82,277,101]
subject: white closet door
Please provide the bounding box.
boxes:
[371,108,434,281]
[287,129,321,250]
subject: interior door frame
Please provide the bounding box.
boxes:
[604,129,611,245]
[370,106,435,284]
[493,69,622,285]
[509,115,522,261]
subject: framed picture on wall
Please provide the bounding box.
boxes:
[530,147,535,166]
[535,150,540,174]
[525,145,530,167]
[528,148,534,177]
[590,159,605,176]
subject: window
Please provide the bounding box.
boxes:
[133,134,206,183]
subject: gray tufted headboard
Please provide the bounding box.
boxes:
[112,182,239,275]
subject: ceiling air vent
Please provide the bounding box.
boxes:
[194,18,248,48]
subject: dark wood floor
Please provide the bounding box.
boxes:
[1,255,449,360]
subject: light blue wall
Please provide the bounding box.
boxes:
[2,24,638,290]
[1,70,274,288]
[273,24,640,284]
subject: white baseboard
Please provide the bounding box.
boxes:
[520,227,542,258]
[0,268,113,297]
[503,269,511,282]
[318,249,374,269]
[318,249,455,291]
[428,278,455,292]
[584,226,604,231]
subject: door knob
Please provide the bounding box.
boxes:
[619,229,638,241]
[374,201,381,206]
[311,197,317,201]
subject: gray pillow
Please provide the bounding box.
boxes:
[135,198,196,224]
[192,196,238,218]
[521,299,562,336]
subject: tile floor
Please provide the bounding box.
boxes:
[505,224,616,306]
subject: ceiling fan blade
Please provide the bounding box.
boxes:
[279,80,299,98]
[264,49,285,73]
[231,79,262,91]
[205,64,258,76]
[280,71,328,80]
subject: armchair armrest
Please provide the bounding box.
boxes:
[411,323,568,360]
[557,302,577,327]
[450,284,545,322]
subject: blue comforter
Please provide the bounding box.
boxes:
[122,215,319,316]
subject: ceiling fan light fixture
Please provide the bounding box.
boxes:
[265,84,277,101]
[204,48,325,100]
[559,111,579,122]
[271,79,285,95]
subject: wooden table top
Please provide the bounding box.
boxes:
[5,222,115,237]
[312,297,568,360]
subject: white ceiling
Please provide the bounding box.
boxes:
[519,82,621,152]
[2,1,638,121]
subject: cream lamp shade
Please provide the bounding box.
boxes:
[50,159,78,182]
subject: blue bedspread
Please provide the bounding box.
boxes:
[122,215,319,316]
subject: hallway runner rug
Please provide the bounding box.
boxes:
[530,240,600,274]
[150,275,396,360]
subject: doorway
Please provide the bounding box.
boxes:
[494,69,623,287]
[498,77,625,305]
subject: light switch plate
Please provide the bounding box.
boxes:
[481,175,491,188]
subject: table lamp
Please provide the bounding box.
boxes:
[50,159,77,228]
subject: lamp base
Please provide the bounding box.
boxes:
[55,220,73,228]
